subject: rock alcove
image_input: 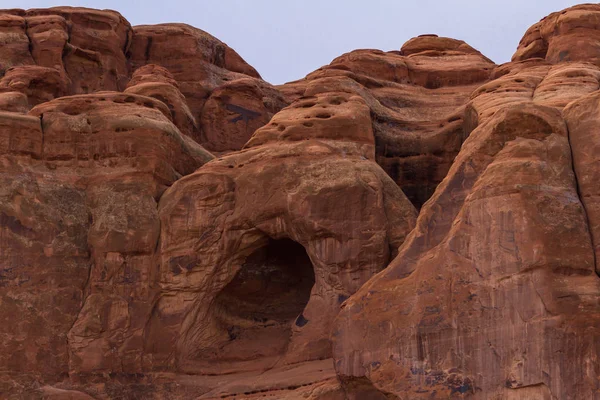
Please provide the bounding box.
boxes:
[210,238,315,364]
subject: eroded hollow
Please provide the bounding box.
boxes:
[211,238,315,362]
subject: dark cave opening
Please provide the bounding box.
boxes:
[211,238,315,363]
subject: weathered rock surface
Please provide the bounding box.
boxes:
[0,65,69,107]
[0,61,416,400]
[0,7,418,399]
[2,3,600,400]
[0,7,285,152]
[125,64,198,139]
[279,35,494,208]
[33,87,413,398]
[34,359,344,400]
[128,23,288,150]
[332,7,600,397]
[513,4,600,66]
[199,77,288,154]
[565,91,600,278]
[333,103,600,399]
[3,7,131,94]
[0,91,212,397]
[154,90,416,377]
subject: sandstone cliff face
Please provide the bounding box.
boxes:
[1,4,600,400]
[0,7,286,153]
[127,23,288,152]
[332,4,600,400]
[155,91,416,377]
[0,90,212,396]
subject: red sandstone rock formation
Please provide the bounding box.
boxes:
[332,5,600,399]
[0,7,286,153]
[0,90,212,396]
[128,23,288,150]
[278,35,494,209]
[154,91,416,377]
[1,3,600,400]
[513,4,600,66]
[125,64,198,138]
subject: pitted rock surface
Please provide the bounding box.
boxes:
[278,35,494,208]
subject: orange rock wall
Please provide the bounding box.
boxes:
[1,4,600,400]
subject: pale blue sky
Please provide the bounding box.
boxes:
[2,1,583,84]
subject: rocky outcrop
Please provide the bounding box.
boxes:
[2,7,131,94]
[0,14,34,73]
[279,35,495,208]
[154,90,416,376]
[2,74,417,399]
[128,23,288,150]
[0,7,285,152]
[199,77,287,154]
[0,8,417,398]
[332,7,600,398]
[333,103,600,399]
[0,65,69,107]
[3,4,600,400]
[125,64,198,138]
[513,4,600,65]
[0,91,212,396]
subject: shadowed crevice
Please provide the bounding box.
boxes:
[565,119,599,277]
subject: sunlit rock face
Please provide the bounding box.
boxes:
[1,4,600,400]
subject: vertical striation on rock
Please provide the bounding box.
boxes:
[332,5,600,399]
[0,90,212,396]
[565,92,600,277]
[0,7,286,153]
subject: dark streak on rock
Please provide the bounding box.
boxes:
[0,213,36,239]
[295,313,309,327]
[226,104,261,123]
